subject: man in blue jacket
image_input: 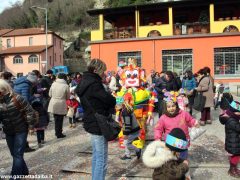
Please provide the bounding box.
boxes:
[13,72,38,152]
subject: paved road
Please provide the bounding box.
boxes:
[0,102,239,179]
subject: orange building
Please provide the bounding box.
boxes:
[0,27,64,76]
[88,0,240,83]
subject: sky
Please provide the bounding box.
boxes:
[0,0,23,13]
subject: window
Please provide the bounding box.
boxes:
[214,47,240,76]
[60,55,62,63]
[118,51,141,67]
[49,56,52,65]
[29,37,33,46]
[54,53,56,62]
[162,49,193,76]
[59,41,62,49]
[7,39,11,48]
[17,73,23,78]
[28,54,38,63]
[13,55,23,64]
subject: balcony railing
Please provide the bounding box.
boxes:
[174,22,210,35]
[104,26,136,40]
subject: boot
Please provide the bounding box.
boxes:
[228,164,240,178]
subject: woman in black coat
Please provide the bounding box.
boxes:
[75,59,116,180]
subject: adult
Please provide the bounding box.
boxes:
[40,69,53,111]
[195,69,214,126]
[13,72,38,102]
[48,73,70,138]
[71,72,82,87]
[109,71,118,92]
[146,69,156,87]
[1,71,14,88]
[173,72,182,91]
[0,79,37,177]
[182,70,197,115]
[155,71,178,117]
[14,72,38,152]
[203,66,215,92]
[75,59,116,180]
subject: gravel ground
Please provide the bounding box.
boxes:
[0,105,239,180]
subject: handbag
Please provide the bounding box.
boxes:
[84,97,121,141]
[189,127,206,141]
[193,92,206,111]
[66,107,74,118]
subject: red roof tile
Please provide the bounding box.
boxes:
[0,45,52,55]
[0,29,13,36]
[2,28,64,40]
[2,28,52,37]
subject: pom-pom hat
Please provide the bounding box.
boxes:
[166,128,188,152]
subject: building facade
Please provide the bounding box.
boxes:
[88,0,240,83]
[0,27,64,76]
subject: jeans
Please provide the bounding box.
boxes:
[36,130,45,143]
[124,131,140,157]
[6,132,28,178]
[91,134,108,180]
[53,114,64,137]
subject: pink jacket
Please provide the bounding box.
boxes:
[154,110,197,142]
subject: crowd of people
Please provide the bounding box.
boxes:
[0,61,239,180]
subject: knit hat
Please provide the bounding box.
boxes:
[229,100,240,112]
[166,128,188,152]
[27,72,38,84]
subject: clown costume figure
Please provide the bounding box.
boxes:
[115,58,156,151]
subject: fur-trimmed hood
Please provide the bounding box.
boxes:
[142,140,177,168]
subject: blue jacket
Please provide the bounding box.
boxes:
[14,76,33,102]
[182,77,196,91]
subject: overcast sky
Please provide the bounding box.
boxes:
[0,0,23,13]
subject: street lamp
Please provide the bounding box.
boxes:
[31,6,48,72]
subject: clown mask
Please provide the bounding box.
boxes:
[125,68,140,87]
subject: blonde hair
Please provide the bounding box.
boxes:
[87,59,107,76]
[0,79,13,95]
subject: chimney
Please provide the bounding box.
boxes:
[40,25,45,31]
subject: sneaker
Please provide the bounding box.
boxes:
[69,124,73,128]
[206,120,212,124]
[41,140,45,144]
[136,149,142,159]
[200,121,206,126]
[57,134,66,138]
[25,147,36,153]
[120,155,131,160]
[72,123,76,128]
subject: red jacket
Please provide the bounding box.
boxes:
[66,99,79,112]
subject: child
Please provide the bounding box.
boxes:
[31,99,49,148]
[116,92,141,160]
[154,94,199,179]
[177,88,189,111]
[219,100,240,178]
[66,94,79,128]
[143,128,189,180]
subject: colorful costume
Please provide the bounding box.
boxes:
[115,58,156,149]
